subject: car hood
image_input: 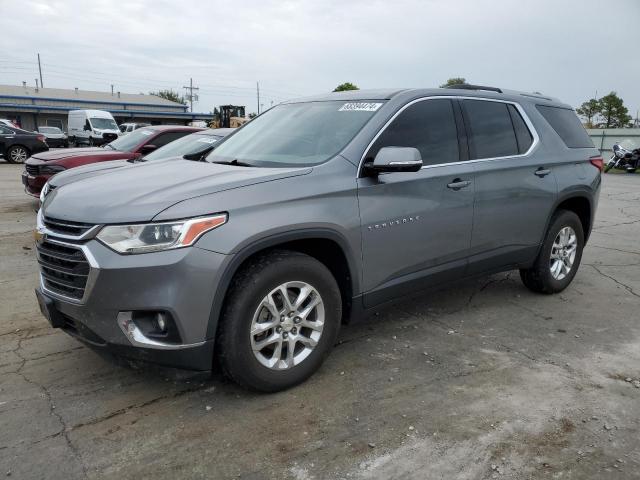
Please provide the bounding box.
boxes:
[44,134,66,139]
[30,147,116,162]
[42,160,312,223]
[48,159,134,188]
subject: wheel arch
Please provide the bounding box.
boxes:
[205,229,361,340]
[553,194,593,243]
[6,144,31,163]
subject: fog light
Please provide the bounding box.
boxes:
[156,313,167,333]
[117,310,182,347]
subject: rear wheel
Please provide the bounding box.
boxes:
[520,210,584,294]
[6,145,29,164]
[217,250,342,392]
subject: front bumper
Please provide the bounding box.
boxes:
[22,170,50,197]
[35,231,230,371]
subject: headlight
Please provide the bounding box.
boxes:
[40,165,66,175]
[39,182,50,203]
[96,214,227,254]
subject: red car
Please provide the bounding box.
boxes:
[23,125,202,197]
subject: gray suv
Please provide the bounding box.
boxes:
[34,85,602,392]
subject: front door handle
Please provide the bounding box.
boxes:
[447,179,471,190]
[534,168,551,177]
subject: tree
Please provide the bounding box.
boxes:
[440,77,467,88]
[598,92,632,128]
[333,82,359,92]
[576,98,601,128]
[149,89,186,105]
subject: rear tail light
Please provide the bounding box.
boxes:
[589,155,604,172]
[37,134,46,143]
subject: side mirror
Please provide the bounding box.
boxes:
[140,144,157,154]
[365,147,423,174]
[83,124,91,131]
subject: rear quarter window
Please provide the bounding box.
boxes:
[536,105,593,148]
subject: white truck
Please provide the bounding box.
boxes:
[68,110,120,146]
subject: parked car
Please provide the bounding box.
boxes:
[68,110,120,146]
[119,122,150,134]
[34,86,601,392]
[37,126,69,148]
[0,124,48,164]
[23,125,202,197]
[43,128,234,198]
[0,119,18,128]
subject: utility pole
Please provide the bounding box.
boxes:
[111,84,114,96]
[37,53,44,88]
[183,78,199,113]
[257,82,260,115]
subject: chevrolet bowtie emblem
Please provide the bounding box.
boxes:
[34,228,45,244]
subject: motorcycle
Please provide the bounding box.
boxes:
[605,139,639,173]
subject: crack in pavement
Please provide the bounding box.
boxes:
[11,338,89,479]
[68,383,207,432]
[593,218,640,231]
[589,264,640,299]
[589,244,640,256]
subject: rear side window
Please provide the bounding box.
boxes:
[462,100,519,159]
[507,104,533,153]
[536,105,593,148]
[151,131,191,148]
[367,99,459,166]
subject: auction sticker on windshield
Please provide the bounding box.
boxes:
[339,102,383,112]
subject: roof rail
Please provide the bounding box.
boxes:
[444,84,503,94]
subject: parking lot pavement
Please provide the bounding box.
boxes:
[0,162,639,479]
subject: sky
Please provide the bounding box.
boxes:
[1,0,639,118]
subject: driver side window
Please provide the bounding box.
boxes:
[366,99,460,167]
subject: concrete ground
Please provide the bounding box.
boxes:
[1,161,639,480]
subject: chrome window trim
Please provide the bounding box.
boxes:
[357,95,540,176]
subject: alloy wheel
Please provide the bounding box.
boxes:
[9,147,28,163]
[250,281,325,370]
[550,226,577,281]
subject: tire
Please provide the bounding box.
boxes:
[520,210,584,294]
[88,137,94,147]
[626,168,636,174]
[216,250,342,392]
[6,145,29,164]
[69,137,76,148]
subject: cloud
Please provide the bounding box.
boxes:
[1,0,639,117]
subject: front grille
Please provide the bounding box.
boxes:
[43,216,94,237]
[37,239,89,300]
[25,164,39,175]
[103,133,118,142]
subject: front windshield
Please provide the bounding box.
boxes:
[106,127,155,152]
[206,100,384,167]
[619,138,639,151]
[145,132,222,161]
[90,117,118,130]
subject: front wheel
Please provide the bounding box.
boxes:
[520,210,584,294]
[216,250,342,392]
[604,161,615,173]
[6,145,29,164]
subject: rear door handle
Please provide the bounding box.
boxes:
[534,168,551,177]
[447,179,471,190]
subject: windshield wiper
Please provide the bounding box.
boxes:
[211,159,254,167]
[103,144,115,150]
